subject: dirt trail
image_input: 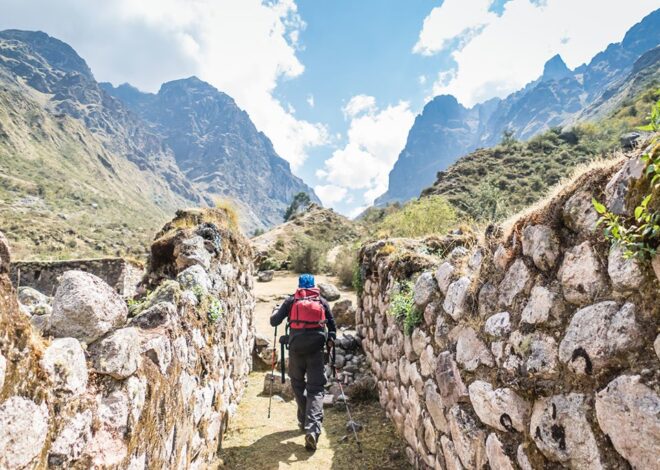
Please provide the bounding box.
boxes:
[216,272,410,470]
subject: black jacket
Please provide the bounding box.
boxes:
[270,294,337,341]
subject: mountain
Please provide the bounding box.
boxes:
[377,8,660,205]
[101,78,320,230]
[0,30,204,259]
[0,29,319,260]
[421,53,660,222]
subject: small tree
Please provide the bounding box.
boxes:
[284,192,311,221]
[501,129,517,146]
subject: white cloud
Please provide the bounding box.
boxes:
[416,0,660,106]
[314,184,348,205]
[0,0,327,168]
[413,0,496,56]
[317,97,415,206]
[342,94,376,118]
[306,94,315,107]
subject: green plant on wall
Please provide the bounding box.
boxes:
[388,281,422,335]
[593,94,660,261]
[208,298,223,323]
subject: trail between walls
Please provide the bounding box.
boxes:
[215,272,410,470]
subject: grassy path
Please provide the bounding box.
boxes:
[215,272,410,470]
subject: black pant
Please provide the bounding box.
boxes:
[288,331,326,436]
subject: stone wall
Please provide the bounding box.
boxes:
[356,152,660,469]
[10,258,144,298]
[0,208,255,469]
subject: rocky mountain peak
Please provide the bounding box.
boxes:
[541,54,571,81]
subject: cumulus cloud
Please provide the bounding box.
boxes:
[342,94,376,118]
[415,0,660,106]
[0,0,327,168]
[317,96,414,206]
[314,184,348,205]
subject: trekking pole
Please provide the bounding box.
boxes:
[331,343,362,453]
[267,324,278,419]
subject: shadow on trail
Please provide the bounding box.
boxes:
[220,429,314,469]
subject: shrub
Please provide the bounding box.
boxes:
[388,281,422,335]
[332,245,358,287]
[377,196,457,238]
[289,237,326,273]
[284,192,311,221]
[352,263,363,296]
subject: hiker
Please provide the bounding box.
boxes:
[270,273,336,451]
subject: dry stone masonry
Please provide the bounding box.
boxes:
[356,151,660,469]
[0,208,255,469]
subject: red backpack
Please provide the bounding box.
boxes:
[289,287,326,329]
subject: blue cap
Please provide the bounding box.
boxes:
[298,273,315,289]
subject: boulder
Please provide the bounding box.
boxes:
[655,334,660,361]
[411,328,429,356]
[48,411,93,467]
[558,242,608,305]
[423,300,440,327]
[130,302,176,329]
[419,345,435,378]
[530,393,602,469]
[604,155,645,215]
[0,231,10,273]
[607,245,644,292]
[522,225,560,271]
[31,313,51,333]
[413,272,437,309]
[434,351,468,406]
[435,262,455,295]
[455,327,494,371]
[486,433,516,470]
[263,372,294,400]
[0,397,49,469]
[620,132,641,149]
[18,287,52,316]
[257,270,274,282]
[558,301,641,375]
[176,265,211,293]
[493,244,513,271]
[498,259,532,307]
[332,299,355,327]
[563,190,599,233]
[440,435,465,470]
[517,445,534,470]
[468,381,530,432]
[443,276,471,320]
[448,404,487,469]
[509,331,558,377]
[40,338,88,396]
[174,236,211,271]
[484,312,511,337]
[90,327,141,379]
[141,334,172,374]
[49,270,128,344]
[318,283,340,301]
[425,384,450,434]
[477,282,497,317]
[521,285,564,325]
[595,375,660,469]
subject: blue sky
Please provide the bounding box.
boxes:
[1,0,658,216]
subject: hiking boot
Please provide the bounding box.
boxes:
[304,433,318,451]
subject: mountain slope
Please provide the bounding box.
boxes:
[0,30,204,259]
[101,78,320,231]
[421,76,660,222]
[377,8,660,205]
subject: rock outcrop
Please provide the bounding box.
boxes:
[357,151,659,469]
[0,207,255,468]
